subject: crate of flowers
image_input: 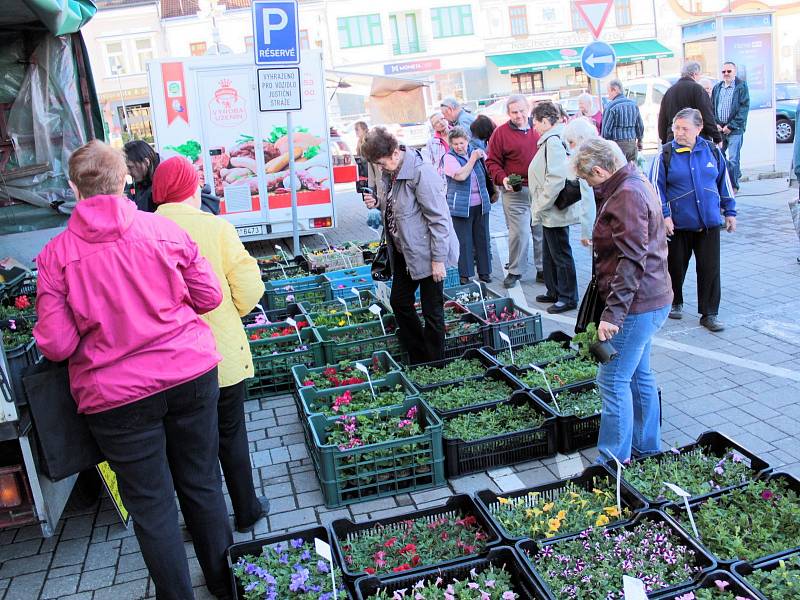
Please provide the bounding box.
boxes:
[307,397,445,508]
[299,290,385,315]
[661,570,760,600]
[443,313,489,358]
[464,297,543,350]
[481,331,575,368]
[733,548,800,599]
[246,324,324,400]
[325,273,374,301]
[532,382,602,454]
[665,473,800,567]
[263,274,329,310]
[419,367,523,417]
[475,465,646,545]
[241,303,304,327]
[516,509,715,599]
[443,280,502,305]
[443,391,557,477]
[1,294,40,404]
[354,546,545,600]
[297,372,418,417]
[291,351,402,392]
[405,348,499,389]
[255,255,306,282]
[304,244,365,272]
[318,316,408,365]
[604,431,772,508]
[507,357,597,393]
[227,525,352,599]
[245,314,312,342]
[308,306,384,330]
[359,240,381,264]
[331,494,500,580]
[0,266,29,297]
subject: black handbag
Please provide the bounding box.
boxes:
[544,136,582,210]
[370,225,392,282]
[575,261,604,334]
[480,158,498,203]
[23,358,104,481]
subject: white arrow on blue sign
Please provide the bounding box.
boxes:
[252,0,301,66]
[581,40,616,79]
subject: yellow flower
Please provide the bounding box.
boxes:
[592,488,603,496]
[525,509,535,518]
[556,510,567,520]
[531,508,543,517]
[497,497,509,505]
[338,320,346,327]
[548,518,561,532]
[595,514,610,527]
[542,502,554,512]
[604,506,621,517]
[569,491,580,499]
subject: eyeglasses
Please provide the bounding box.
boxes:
[721,70,733,74]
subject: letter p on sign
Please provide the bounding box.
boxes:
[260,8,288,44]
[252,0,300,66]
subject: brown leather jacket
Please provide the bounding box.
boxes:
[592,163,673,327]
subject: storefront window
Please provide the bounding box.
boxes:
[511,72,543,94]
[572,68,588,89]
[616,61,644,81]
[190,42,207,56]
[434,72,465,101]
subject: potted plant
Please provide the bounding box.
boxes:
[507,174,523,192]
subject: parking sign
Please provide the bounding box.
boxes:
[252,0,300,65]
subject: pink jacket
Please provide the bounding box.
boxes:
[33,195,223,414]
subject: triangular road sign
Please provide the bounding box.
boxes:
[575,0,614,39]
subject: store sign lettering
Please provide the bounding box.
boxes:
[383,59,441,75]
[209,79,247,126]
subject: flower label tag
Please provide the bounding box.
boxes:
[374,282,391,308]
[622,575,649,599]
[608,451,624,515]
[369,304,387,335]
[337,297,351,325]
[274,244,290,265]
[354,362,376,398]
[528,363,558,412]
[351,287,363,308]
[314,538,338,600]
[664,482,701,540]
[499,331,514,364]
[472,277,488,318]
[285,317,302,344]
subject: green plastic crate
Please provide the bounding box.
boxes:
[263,275,329,310]
[465,298,543,350]
[307,397,445,508]
[297,371,418,417]
[291,350,403,392]
[246,326,324,400]
[298,290,386,315]
[317,316,409,364]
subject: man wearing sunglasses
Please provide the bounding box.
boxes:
[712,62,750,192]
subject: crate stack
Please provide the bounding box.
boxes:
[0,271,40,405]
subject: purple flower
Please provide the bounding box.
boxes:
[317,559,330,573]
[288,567,309,592]
[290,538,304,549]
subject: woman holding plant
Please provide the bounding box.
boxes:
[570,137,673,463]
[152,157,271,535]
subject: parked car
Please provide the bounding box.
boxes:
[623,76,676,148]
[776,82,799,143]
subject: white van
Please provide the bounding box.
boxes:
[622,76,677,148]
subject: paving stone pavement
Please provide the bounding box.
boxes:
[1,177,798,599]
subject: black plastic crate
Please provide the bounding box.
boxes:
[475,465,647,545]
[353,546,545,599]
[531,381,601,454]
[464,298,543,350]
[666,472,800,568]
[505,357,597,395]
[443,313,490,359]
[5,339,41,405]
[479,330,575,368]
[656,569,761,600]
[732,548,800,600]
[225,525,352,599]
[405,348,499,390]
[331,494,501,581]
[419,366,524,418]
[601,430,773,508]
[516,510,716,600]
[443,391,557,477]
[443,281,502,304]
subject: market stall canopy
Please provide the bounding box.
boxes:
[326,70,431,125]
[0,0,96,35]
[488,39,673,75]
[325,70,430,98]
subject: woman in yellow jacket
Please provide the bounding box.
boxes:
[152,156,269,533]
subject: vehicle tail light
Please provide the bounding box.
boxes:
[0,470,23,508]
[312,217,332,228]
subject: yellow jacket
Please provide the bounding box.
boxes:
[156,203,263,387]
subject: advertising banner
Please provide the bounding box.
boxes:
[723,33,772,109]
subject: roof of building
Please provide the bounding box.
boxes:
[160,0,251,19]
[95,0,158,8]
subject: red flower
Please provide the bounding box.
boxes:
[440,531,449,541]
[400,543,417,554]
[761,489,774,501]
[365,567,376,574]
[249,334,259,341]
[14,296,30,310]
[411,554,420,566]
[323,367,337,377]
[303,379,314,386]
[392,563,411,572]
[383,537,397,548]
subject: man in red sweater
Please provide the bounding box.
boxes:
[486,95,543,288]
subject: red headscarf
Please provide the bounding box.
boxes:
[152,156,200,205]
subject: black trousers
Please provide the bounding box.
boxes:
[218,381,261,529]
[667,227,721,316]
[389,251,445,364]
[452,205,491,278]
[86,368,232,600]
[542,225,578,305]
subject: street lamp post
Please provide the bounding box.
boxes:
[198,0,226,54]
[111,64,131,139]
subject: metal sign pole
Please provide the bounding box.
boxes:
[287,110,300,257]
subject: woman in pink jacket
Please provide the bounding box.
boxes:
[33,140,232,600]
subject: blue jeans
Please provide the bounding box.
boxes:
[595,304,670,464]
[722,133,743,189]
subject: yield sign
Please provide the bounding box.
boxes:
[575,0,614,39]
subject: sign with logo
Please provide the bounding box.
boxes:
[209,79,248,127]
[252,0,300,65]
[383,59,441,75]
[575,0,613,39]
[581,40,616,79]
[162,62,188,124]
[257,67,302,111]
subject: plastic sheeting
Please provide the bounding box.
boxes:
[2,0,96,36]
[0,34,87,223]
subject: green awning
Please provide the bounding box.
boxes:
[489,39,674,75]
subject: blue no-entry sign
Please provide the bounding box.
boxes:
[581,41,616,79]
[252,0,300,65]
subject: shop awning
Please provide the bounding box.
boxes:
[489,39,674,75]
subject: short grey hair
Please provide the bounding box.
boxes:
[570,137,627,179]
[564,117,599,147]
[447,126,469,143]
[673,107,703,127]
[681,61,702,78]
[428,110,444,122]
[607,78,624,94]
[506,94,529,112]
[577,92,594,107]
[440,96,460,109]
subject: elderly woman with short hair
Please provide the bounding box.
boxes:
[571,137,673,464]
[563,116,599,248]
[575,92,602,133]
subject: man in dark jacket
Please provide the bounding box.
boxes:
[712,62,750,191]
[657,61,721,145]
